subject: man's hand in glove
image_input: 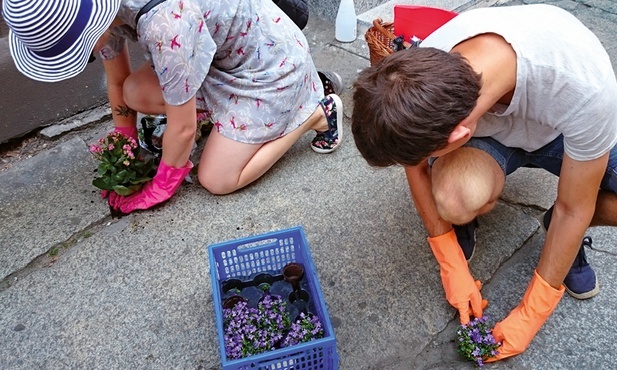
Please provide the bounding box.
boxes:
[485,270,564,362]
[428,229,488,324]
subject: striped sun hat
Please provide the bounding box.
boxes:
[2,0,121,82]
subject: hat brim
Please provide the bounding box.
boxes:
[8,0,121,83]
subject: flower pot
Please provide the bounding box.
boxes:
[220,278,244,302]
[222,295,246,310]
[282,262,305,291]
[253,273,275,286]
[268,280,293,301]
[253,273,276,293]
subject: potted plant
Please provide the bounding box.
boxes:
[222,281,326,361]
[89,131,156,196]
[281,312,325,347]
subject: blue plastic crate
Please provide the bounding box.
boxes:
[208,226,339,370]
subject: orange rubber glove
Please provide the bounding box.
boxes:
[485,270,564,362]
[428,229,487,324]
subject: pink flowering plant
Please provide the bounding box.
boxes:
[456,316,501,367]
[89,131,155,196]
[223,294,325,360]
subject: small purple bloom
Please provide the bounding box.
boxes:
[456,316,500,367]
[224,293,325,360]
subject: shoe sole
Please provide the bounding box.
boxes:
[565,275,600,300]
[311,94,343,154]
[454,219,478,262]
[319,71,343,95]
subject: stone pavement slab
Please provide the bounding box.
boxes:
[0,137,109,280]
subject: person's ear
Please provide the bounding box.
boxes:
[447,123,471,144]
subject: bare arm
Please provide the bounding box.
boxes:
[537,152,608,288]
[161,96,197,168]
[100,39,195,166]
[100,44,136,128]
[408,160,487,323]
[404,161,453,237]
[487,152,608,361]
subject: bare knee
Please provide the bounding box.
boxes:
[198,171,237,195]
[123,74,148,112]
[122,64,164,114]
[432,148,504,224]
[433,186,475,225]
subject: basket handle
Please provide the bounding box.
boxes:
[237,238,279,251]
[371,17,412,49]
[372,18,392,37]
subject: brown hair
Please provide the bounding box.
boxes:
[351,47,481,167]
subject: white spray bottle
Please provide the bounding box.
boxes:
[335,0,357,42]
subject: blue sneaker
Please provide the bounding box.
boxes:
[564,236,600,299]
[454,218,479,261]
[542,205,599,299]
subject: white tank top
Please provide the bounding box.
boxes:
[422,4,617,160]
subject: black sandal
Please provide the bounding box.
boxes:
[311,94,343,154]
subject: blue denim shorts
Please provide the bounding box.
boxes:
[464,135,617,193]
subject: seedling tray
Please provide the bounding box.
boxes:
[208,226,339,370]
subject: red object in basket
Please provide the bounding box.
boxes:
[393,5,458,41]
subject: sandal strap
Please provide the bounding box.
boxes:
[311,95,340,152]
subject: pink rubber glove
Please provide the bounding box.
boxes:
[485,270,564,362]
[115,125,139,141]
[101,126,139,199]
[428,229,488,324]
[108,159,193,216]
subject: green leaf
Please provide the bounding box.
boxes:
[129,177,152,185]
[92,177,113,191]
[98,162,112,175]
[144,161,157,176]
[113,169,129,183]
[112,185,136,196]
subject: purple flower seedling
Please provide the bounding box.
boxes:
[223,294,291,360]
[222,293,326,360]
[456,316,501,367]
[281,312,324,347]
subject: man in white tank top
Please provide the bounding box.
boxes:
[352,4,617,361]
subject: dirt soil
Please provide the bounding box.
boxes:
[0,131,52,172]
[0,116,113,173]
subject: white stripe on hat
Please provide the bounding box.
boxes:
[3,0,121,82]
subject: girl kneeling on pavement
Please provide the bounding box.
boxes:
[3,0,343,215]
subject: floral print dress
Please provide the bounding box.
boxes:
[100,0,324,144]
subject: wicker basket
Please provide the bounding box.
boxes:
[365,18,410,67]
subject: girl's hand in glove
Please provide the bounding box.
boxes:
[109,159,192,216]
